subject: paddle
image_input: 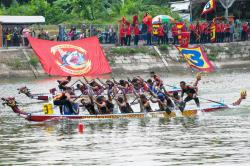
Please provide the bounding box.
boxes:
[199,97,228,107]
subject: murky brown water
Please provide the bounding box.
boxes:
[0,70,250,165]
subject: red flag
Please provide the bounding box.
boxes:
[202,0,216,15]
[28,37,111,76]
[180,32,190,48]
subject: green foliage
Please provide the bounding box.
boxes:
[159,45,169,51]
[6,59,22,69]
[206,54,217,61]
[110,46,157,56]
[29,56,39,67]
[1,0,181,24]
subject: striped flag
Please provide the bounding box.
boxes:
[176,46,214,72]
[202,0,216,15]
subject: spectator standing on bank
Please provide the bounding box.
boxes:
[22,26,30,46]
[171,24,178,44]
[224,22,230,42]
[133,23,140,46]
[189,23,195,44]
[163,23,169,44]
[126,24,132,46]
[216,21,221,43]
[195,21,201,43]
[242,22,248,41]
[157,24,164,45]
[229,21,235,42]
[120,25,126,46]
[12,27,19,46]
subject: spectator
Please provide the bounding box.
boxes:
[12,27,19,46]
[120,25,125,46]
[242,22,248,41]
[171,24,178,44]
[22,26,30,46]
[216,21,221,43]
[132,14,138,26]
[195,21,201,43]
[163,23,169,44]
[147,23,152,45]
[189,23,195,44]
[230,21,235,42]
[126,24,131,46]
[6,29,12,47]
[133,23,140,46]
[224,22,230,42]
[157,24,164,45]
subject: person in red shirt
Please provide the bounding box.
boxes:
[119,24,125,46]
[216,21,221,43]
[157,24,164,45]
[147,23,152,45]
[195,21,201,43]
[132,14,138,26]
[189,23,195,44]
[171,24,178,44]
[220,22,225,42]
[224,22,230,42]
[126,24,132,46]
[242,22,248,41]
[133,23,140,46]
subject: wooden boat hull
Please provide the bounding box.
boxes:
[25,106,227,122]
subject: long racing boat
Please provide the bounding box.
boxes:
[1,97,228,122]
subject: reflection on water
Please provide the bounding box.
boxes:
[0,71,250,165]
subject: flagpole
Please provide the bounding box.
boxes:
[190,0,193,22]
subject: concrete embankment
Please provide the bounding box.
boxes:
[0,42,249,78]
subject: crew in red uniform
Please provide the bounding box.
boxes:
[242,22,248,41]
[171,24,178,44]
[189,23,195,44]
[126,24,132,46]
[119,25,125,46]
[133,23,140,46]
[157,24,164,45]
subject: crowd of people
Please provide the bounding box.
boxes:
[2,15,249,47]
[51,72,247,116]
[2,26,50,47]
[118,13,250,46]
[54,73,202,115]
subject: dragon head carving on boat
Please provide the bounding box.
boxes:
[17,86,32,97]
[1,97,17,108]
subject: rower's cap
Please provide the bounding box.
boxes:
[157,93,165,100]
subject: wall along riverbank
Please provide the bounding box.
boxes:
[0,41,249,78]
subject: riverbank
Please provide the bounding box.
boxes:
[0,41,249,78]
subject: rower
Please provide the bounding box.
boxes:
[150,71,163,89]
[76,83,88,95]
[94,95,114,114]
[134,90,153,112]
[114,88,134,113]
[83,76,104,95]
[81,95,98,115]
[180,80,200,109]
[150,92,172,114]
[96,78,115,95]
[233,90,247,106]
[171,91,185,112]
[53,87,78,115]
[57,76,71,91]
[146,79,158,94]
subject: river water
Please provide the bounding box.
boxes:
[0,70,250,165]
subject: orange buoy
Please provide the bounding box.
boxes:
[78,123,84,133]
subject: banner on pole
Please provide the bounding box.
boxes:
[28,37,111,76]
[176,46,214,72]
